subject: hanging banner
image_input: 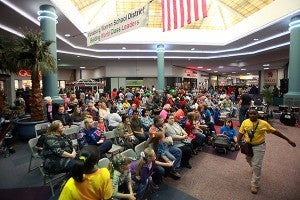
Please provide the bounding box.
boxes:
[87,4,149,46]
[264,69,278,86]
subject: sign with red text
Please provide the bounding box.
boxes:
[264,69,277,86]
[87,4,149,46]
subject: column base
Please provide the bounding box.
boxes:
[283,92,300,107]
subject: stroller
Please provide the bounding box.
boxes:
[0,117,14,157]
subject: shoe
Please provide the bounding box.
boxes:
[169,170,181,179]
[184,163,192,169]
[251,186,258,194]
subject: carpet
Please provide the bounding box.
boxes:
[201,145,239,160]
[150,183,198,200]
[0,186,52,200]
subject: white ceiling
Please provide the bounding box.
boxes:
[1,0,300,76]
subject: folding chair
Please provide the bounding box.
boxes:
[134,141,148,159]
[97,157,110,168]
[121,148,138,161]
[35,122,50,137]
[28,136,43,172]
[105,131,124,158]
[64,126,81,150]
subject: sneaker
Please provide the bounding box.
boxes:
[183,163,192,169]
[169,170,181,179]
[251,186,258,194]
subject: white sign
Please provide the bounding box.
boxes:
[87,4,149,46]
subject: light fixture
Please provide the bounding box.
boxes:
[264,67,270,70]
[64,34,71,37]
[77,55,80,57]
[232,72,236,73]
[218,66,224,68]
[80,67,85,69]
[214,71,218,73]
[191,48,195,51]
[207,69,211,71]
[253,38,259,41]
[241,68,246,71]
[122,47,126,50]
[197,66,203,68]
[263,64,270,66]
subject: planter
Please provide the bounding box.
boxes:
[15,117,48,141]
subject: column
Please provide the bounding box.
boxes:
[156,44,165,93]
[38,5,61,102]
[284,15,300,106]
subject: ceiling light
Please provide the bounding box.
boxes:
[191,48,195,51]
[214,71,218,73]
[253,38,259,41]
[64,34,71,37]
[77,55,80,57]
[232,72,236,73]
[263,64,270,66]
[122,47,126,50]
[197,66,203,68]
[264,67,270,70]
[207,69,211,71]
[80,67,85,69]
[57,58,61,61]
[218,66,224,68]
[241,68,246,70]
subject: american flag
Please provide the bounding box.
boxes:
[162,0,207,32]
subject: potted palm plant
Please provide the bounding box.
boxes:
[0,30,56,140]
[262,85,273,105]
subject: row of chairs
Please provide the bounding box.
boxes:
[97,140,148,168]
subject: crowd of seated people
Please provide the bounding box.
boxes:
[35,85,246,199]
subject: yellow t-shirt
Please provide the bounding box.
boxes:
[59,168,113,200]
[239,119,276,145]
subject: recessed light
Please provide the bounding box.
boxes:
[191,48,195,51]
[263,64,270,66]
[77,55,80,57]
[64,34,71,37]
[232,72,236,73]
[197,66,203,68]
[57,58,61,61]
[207,68,211,71]
[264,67,270,70]
[80,67,85,69]
[241,69,246,71]
[188,58,191,61]
[122,47,126,50]
[218,66,224,68]
[253,38,259,41]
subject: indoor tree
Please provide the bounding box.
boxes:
[0,31,57,121]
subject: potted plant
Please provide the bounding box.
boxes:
[0,31,56,139]
[262,85,273,105]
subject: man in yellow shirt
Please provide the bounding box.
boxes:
[237,108,296,194]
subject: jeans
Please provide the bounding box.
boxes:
[98,140,113,159]
[246,143,266,188]
[165,146,182,170]
[239,105,250,125]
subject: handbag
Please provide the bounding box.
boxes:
[240,142,253,157]
[240,120,259,157]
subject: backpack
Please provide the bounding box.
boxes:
[212,135,231,153]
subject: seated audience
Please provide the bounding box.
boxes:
[109,154,135,200]
[43,120,76,173]
[53,104,73,127]
[131,110,149,142]
[82,117,112,159]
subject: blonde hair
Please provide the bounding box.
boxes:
[135,147,155,176]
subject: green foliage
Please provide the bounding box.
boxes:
[0,30,57,121]
[262,85,272,104]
